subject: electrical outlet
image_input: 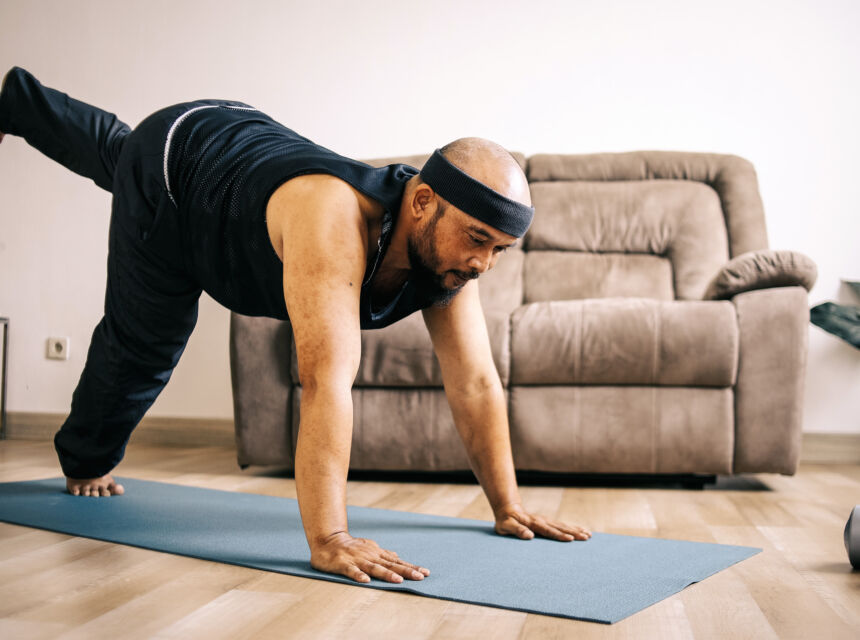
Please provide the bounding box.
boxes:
[46,337,70,360]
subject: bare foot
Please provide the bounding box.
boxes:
[66,474,125,497]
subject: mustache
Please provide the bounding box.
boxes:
[453,270,480,281]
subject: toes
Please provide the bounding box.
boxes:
[112,483,125,496]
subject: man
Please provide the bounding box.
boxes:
[0,67,591,585]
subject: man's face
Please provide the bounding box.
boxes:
[407,204,518,307]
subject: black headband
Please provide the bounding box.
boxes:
[419,149,534,238]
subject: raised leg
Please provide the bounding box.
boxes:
[0,66,130,191]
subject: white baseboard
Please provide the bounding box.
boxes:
[5,412,235,448]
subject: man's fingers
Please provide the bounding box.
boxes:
[362,561,405,583]
[378,557,426,580]
[534,520,591,541]
[509,523,534,539]
[347,565,371,583]
[379,552,429,575]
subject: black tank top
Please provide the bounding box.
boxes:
[164,103,429,329]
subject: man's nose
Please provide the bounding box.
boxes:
[467,248,494,274]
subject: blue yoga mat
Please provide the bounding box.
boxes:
[0,477,759,623]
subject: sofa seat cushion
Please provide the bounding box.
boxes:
[509,386,734,474]
[291,309,512,388]
[510,298,738,386]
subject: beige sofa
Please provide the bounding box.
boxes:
[229,151,816,478]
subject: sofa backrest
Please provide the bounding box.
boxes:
[524,152,769,302]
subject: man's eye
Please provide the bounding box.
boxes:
[494,246,507,254]
[469,236,483,245]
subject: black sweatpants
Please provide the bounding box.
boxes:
[0,68,217,478]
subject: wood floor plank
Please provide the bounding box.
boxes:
[412,483,484,518]
[557,488,657,533]
[709,525,857,640]
[758,525,860,630]
[0,541,157,617]
[428,600,526,639]
[344,589,449,639]
[678,563,779,640]
[11,551,202,627]
[55,581,230,640]
[0,524,69,556]
[151,589,301,640]
[0,536,105,588]
[518,597,695,639]
[252,579,384,639]
[0,618,70,640]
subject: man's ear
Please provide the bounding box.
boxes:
[411,183,436,221]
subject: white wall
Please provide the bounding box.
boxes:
[1,0,857,431]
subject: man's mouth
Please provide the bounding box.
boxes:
[449,271,476,288]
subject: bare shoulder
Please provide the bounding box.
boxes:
[266,175,372,265]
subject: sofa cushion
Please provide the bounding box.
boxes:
[290,308,512,387]
[478,248,524,313]
[524,180,729,301]
[510,298,738,386]
[509,386,733,474]
[524,251,674,302]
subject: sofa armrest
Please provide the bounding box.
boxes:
[703,249,817,300]
[732,286,809,474]
[229,313,295,468]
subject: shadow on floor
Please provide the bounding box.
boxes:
[246,467,774,491]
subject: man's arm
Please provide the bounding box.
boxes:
[271,176,429,583]
[422,281,591,541]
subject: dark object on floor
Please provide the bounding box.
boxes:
[847,505,860,570]
[810,302,860,349]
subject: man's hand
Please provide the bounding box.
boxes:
[494,503,592,541]
[310,532,430,584]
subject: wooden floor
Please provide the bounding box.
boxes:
[0,440,858,639]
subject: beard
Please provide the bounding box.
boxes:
[406,209,477,307]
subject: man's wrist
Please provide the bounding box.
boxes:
[310,529,351,551]
[492,501,524,520]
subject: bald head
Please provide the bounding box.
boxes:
[436,137,531,208]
